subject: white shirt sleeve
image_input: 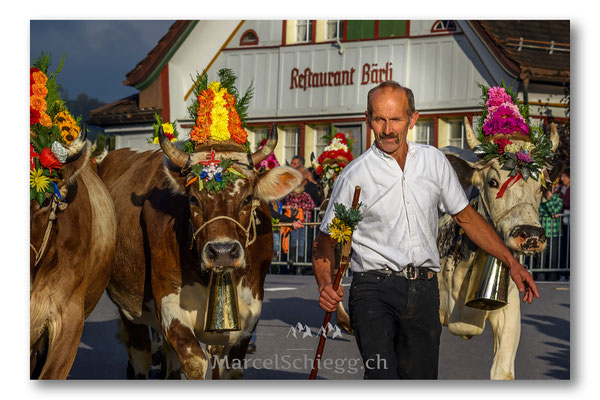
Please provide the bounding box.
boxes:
[438,152,469,215]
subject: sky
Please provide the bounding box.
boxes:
[30,20,175,103]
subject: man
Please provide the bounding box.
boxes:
[290,155,304,169]
[297,166,321,208]
[312,81,539,379]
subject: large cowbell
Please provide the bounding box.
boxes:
[465,250,510,311]
[204,268,241,332]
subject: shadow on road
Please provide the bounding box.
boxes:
[522,314,570,379]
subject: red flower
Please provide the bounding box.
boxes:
[164,131,175,141]
[30,107,41,125]
[494,138,513,154]
[30,144,39,170]
[316,165,323,175]
[39,148,63,172]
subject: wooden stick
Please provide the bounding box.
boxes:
[309,186,361,380]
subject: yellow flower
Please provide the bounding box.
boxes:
[328,220,352,243]
[153,136,159,144]
[30,168,50,193]
[210,104,230,141]
[161,123,174,135]
[208,81,222,92]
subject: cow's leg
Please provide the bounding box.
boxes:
[487,283,521,380]
[117,311,152,379]
[155,291,208,380]
[219,336,252,379]
[335,303,354,334]
[37,299,85,379]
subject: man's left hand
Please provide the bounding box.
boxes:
[508,261,540,304]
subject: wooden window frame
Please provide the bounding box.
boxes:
[239,29,259,46]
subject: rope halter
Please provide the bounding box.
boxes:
[189,199,262,250]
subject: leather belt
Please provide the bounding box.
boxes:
[375,265,435,280]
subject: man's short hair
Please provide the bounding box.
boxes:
[366,80,416,118]
[291,155,305,165]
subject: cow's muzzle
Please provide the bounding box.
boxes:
[202,240,245,269]
[509,225,546,253]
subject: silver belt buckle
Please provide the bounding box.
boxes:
[405,265,418,280]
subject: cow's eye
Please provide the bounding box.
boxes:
[189,196,200,207]
[243,194,254,205]
[488,179,499,188]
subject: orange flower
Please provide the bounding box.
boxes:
[190,125,210,144]
[31,83,48,98]
[32,71,48,86]
[30,95,47,113]
[39,112,52,128]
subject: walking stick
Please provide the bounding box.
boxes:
[309,185,361,380]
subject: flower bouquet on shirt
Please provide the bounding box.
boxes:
[327,202,363,245]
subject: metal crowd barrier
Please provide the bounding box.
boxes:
[270,207,570,281]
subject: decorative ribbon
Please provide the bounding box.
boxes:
[496,173,522,199]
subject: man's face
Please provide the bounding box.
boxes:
[366,87,419,155]
[290,158,302,169]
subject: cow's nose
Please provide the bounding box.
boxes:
[511,225,546,241]
[205,242,241,266]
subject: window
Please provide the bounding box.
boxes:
[296,20,314,43]
[240,29,259,46]
[413,121,434,146]
[283,126,302,165]
[326,20,340,40]
[378,20,407,38]
[431,20,457,33]
[448,120,466,149]
[314,125,331,157]
[346,20,375,40]
[252,127,268,151]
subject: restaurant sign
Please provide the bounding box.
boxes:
[290,62,393,91]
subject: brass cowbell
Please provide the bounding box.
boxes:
[204,268,241,332]
[465,250,510,311]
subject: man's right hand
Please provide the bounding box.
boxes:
[318,283,344,312]
[292,220,304,230]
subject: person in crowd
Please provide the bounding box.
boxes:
[283,182,316,267]
[539,186,563,281]
[556,168,570,276]
[290,155,304,169]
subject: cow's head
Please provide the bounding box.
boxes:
[160,125,302,270]
[450,118,560,255]
[30,126,90,275]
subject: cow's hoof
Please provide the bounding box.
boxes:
[247,341,257,354]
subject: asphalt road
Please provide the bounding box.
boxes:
[67,275,570,380]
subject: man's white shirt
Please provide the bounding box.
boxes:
[319,142,468,273]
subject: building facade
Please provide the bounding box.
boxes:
[90,20,570,166]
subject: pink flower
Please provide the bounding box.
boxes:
[516,151,533,163]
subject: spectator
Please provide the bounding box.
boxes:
[539,187,563,280]
[297,166,321,209]
[290,155,304,169]
[269,200,303,273]
[283,184,316,266]
[557,168,570,273]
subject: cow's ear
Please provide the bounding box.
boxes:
[445,154,477,191]
[255,166,303,201]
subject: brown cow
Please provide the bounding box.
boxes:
[99,126,302,379]
[30,129,117,379]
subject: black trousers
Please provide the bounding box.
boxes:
[349,271,442,379]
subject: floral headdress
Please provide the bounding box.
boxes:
[30,53,82,205]
[180,69,254,193]
[472,83,554,195]
[314,127,354,191]
[184,69,254,153]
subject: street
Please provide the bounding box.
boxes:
[68,275,570,380]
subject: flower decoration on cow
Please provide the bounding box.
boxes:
[149,113,179,144]
[177,69,255,193]
[30,53,83,205]
[313,126,354,196]
[471,83,555,198]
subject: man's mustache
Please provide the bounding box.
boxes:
[377,133,398,140]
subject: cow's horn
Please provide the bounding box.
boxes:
[65,123,88,163]
[550,123,560,152]
[159,125,190,169]
[251,123,278,166]
[464,116,482,149]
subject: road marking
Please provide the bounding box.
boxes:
[286,348,314,351]
[554,287,570,291]
[264,287,298,292]
[78,341,93,350]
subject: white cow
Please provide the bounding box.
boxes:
[437,118,559,379]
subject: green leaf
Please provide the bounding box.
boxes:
[502,158,516,170]
[509,166,519,177]
[529,169,539,181]
[35,190,46,205]
[521,166,530,181]
[505,152,517,160]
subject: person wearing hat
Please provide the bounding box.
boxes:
[313,80,539,379]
